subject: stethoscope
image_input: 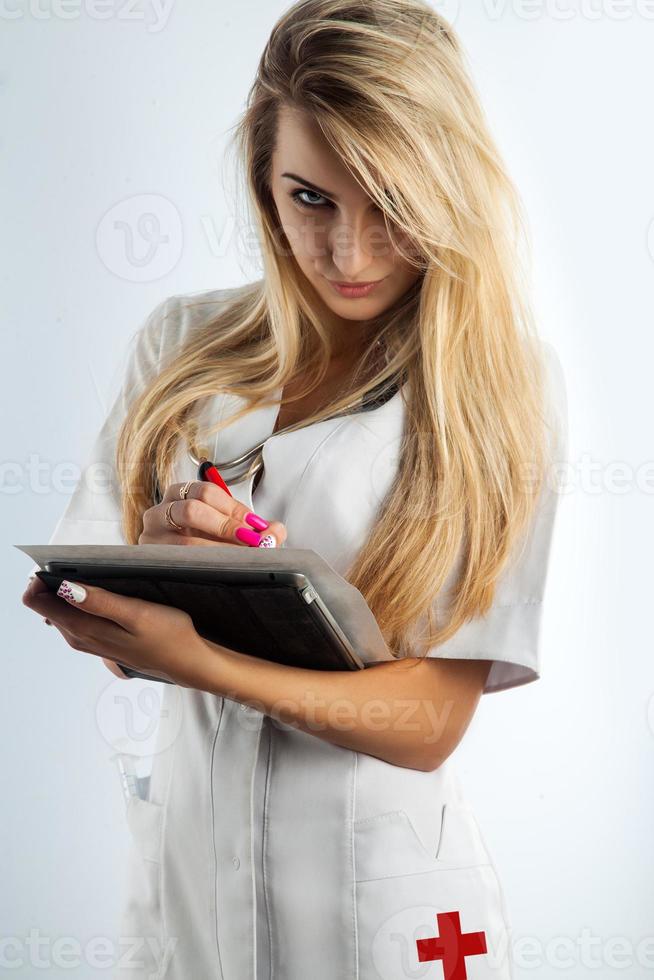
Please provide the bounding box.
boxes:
[183,369,405,488]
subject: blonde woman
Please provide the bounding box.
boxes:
[23,1,567,977]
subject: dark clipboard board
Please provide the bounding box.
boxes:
[35,559,366,684]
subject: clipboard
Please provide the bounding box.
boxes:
[17,544,395,682]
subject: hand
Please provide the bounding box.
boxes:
[139,480,286,549]
[21,575,216,688]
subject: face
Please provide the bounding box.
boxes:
[270,105,423,354]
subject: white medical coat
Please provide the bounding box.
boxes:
[36,285,568,980]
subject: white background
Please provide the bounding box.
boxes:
[3,1,653,977]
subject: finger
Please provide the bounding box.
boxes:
[158,481,283,545]
[31,580,148,636]
[23,581,73,617]
[21,575,49,603]
[138,529,242,547]
[160,480,260,538]
[25,590,129,647]
[158,480,268,544]
[253,519,287,549]
[102,657,130,679]
[140,526,285,548]
[47,618,104,656]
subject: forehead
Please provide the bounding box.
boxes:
[272,105,370,199]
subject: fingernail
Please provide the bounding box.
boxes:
[235,527,262,547]
[258,534,277,549]
[245,512,270,531]
[57,580,87,603]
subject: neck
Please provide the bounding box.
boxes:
[306,280,380,360]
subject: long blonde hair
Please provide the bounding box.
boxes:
[116,0,554,660]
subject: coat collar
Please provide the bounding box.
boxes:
[174,379,407,516]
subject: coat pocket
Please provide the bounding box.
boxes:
[354,802,492,882]
[126,796,165,864]
[123,795,166,925]
[353,806,512,980]
[115,797,167,979]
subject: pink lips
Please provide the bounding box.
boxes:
[327,277,386,298]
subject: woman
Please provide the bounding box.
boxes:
[22,1,567,977]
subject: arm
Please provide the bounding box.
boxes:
[200,641,492,772]
[22,573,490,770]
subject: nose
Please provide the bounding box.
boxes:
[328,213,384,281]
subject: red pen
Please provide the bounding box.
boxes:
[197,457,232,496]
[196,455,276,548]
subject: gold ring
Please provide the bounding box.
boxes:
[180,480,195,500]
[165,500,184,532]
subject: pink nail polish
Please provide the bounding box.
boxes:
[245,512,270,531]
[235,526,262,547]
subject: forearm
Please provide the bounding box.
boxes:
[198,641,454,771]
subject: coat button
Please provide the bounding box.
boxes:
[232,856,240,870]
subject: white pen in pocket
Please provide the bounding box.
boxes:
[112,748,151,803]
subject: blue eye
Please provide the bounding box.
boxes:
[291,188,332,210]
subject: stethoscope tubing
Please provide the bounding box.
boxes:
[185,372,404,483]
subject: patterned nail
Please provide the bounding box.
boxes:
[258,534,277,549]
[57,580,87,603]
[235,527,262,547]
[245,512,270,531]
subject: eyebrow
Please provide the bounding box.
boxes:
[281,172,341,201]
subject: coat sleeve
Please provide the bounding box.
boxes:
[26,295,173,574]
[414,340,569,694]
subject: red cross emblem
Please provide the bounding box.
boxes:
[415,910,487,979]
